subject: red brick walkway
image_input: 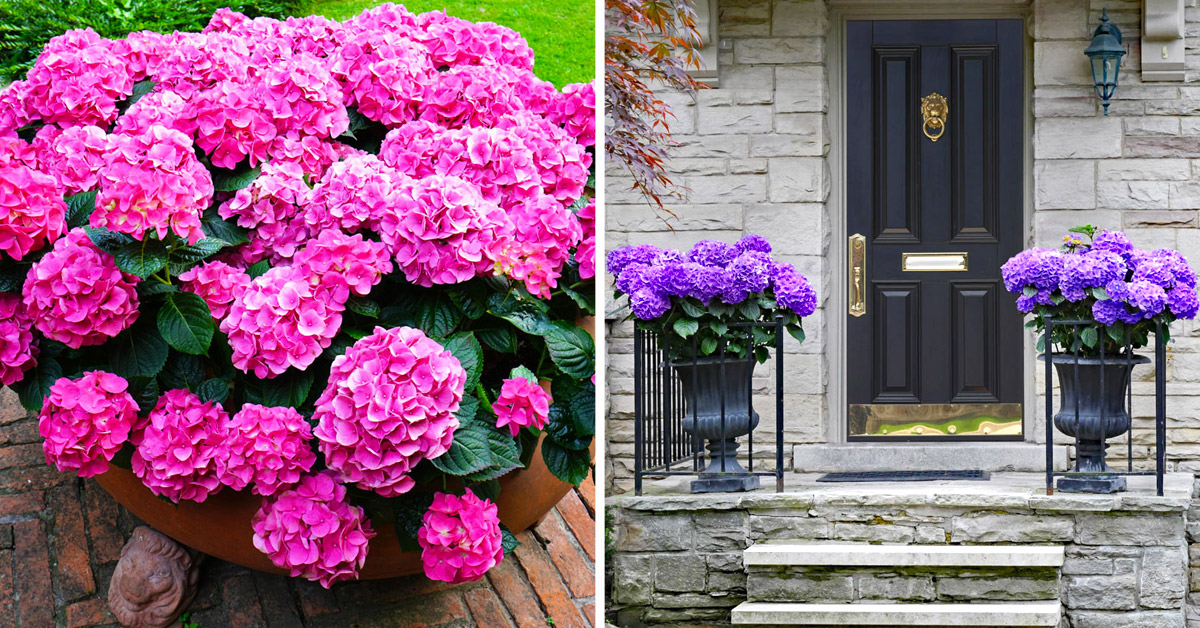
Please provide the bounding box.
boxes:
[0,389,596,628]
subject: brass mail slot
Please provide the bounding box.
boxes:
[849,403,1023,437]
[902,252,968,272]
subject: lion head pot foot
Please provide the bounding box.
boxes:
[108,526,203,628]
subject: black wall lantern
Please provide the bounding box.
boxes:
[1085,8,1126,115]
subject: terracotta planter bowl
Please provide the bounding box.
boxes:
[93,437,576,579]
[95,314,597,579]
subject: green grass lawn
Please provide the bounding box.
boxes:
[295,0,594,88]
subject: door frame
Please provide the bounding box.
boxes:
[826,1,1035,444]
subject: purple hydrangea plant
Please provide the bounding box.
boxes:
[608,235,815,361]
[1001,225,1198,355]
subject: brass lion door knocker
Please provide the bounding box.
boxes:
[921,92,948,142]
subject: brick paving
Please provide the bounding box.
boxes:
[0,389,596,628]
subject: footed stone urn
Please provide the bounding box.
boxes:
[674,357,760,493]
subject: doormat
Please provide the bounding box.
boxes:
[816,470,990,482]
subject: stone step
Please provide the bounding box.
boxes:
[744,543,1065,568]
[730,601,1062,626]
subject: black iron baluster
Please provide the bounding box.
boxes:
[1045,318,1054,495]
[1156,319,1166,496]
[634,326,644,496]
[747,325,754,474]
[775,315,785,493]
[718,339,727,473]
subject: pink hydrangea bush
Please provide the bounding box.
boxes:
[0,294,37,386]
[3,3,595,588]
[492,377,552,437]
[313,326,465,497]
[22,229,140,348]
[38,371,138,477]
[131,389,229,503]
[221,404,317,497]
[418,489,504,583]
[252,470,374,588]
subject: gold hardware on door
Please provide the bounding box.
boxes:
[921,92,948,142]
[849,233,866,317]
[902,252,969,272]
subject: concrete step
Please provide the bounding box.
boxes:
[744,543,1065,568]
[731,601,1062,626]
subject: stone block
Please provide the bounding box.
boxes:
[721,65,774,90]
[653,554,706,593]
[1124,211,1197,229]
[672,134,750,159]
[1065,572,1138,610]
[771,0,827,37]
[697,105,774,135]
[1125,137,1200,159]
[694,510,749,551]
[746,572,854,602]
[1069,610,1185,628]
[767,157,827,203]
[612,554,654,604]
[618,513,693,552]
[776,66,826,112]
[1140,546,1188,609]
[744,204,823,255]
[1097,181,1170,210]
[750,134,825,158]
[1170,183,1200,210]
[1126,117,1182,136]
[1034,0,1089,40]
[1062,557,1114,575]
[1035,118,1123,158]
[914,525,948,544]
[831,522,915,544]
[936,575,1060,601]
[857,574,935,601]
[1098,159,1192,181]
[1075,513,1186,546]
[950,514,1075,543]
[1035,159,1096,209]
[1034,41,1093,86]
[652,592,742,609]
[683,174,767,204]
[735,38,823,65]
[750,515,830,540]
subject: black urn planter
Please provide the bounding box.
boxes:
[673,357,761,493]
[1042,352,1150,493]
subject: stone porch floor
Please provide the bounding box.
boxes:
[0,390,597,628]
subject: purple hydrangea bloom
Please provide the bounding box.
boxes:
[1131,257,1174,288]
[1168,286,1199,319]
[1124,280,1167,318]
[728,251,773,294]
[735,234,772,255]
[687,265,727,304]
[688,240,737,267]
[1092,299,1129,325]
[1147,249,1196,288]
[1001,248,1063,293]
[1090,230,1134,260]
[773,263,817,317]
[1059,250,1126,302]
[648,261,691,297]
[607,244,664,276]
[615,262,654,294]
[630,287,671,320]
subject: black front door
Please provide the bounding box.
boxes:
[846,19,1025,440]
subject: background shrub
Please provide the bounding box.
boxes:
[0,0,300,81]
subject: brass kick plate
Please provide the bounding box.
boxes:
[849,403,1023,437]
[902,252,968,272]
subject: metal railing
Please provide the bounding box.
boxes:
[1043,318,1167,496]
[633,315,786,495]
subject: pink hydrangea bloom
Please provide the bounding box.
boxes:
[553,82,596,147]
[36,125,108,195]
[178,260,251,320]
[342,2,419,35]
[419,63,528,129]
[494,194,583,299]
[23,29,134,127]
[220,266,345,378]
[0,81,33,137]
[94,125,213,245]
[251,470,374,588]
[131,389,229,503]
[413,11,534,71]
[23,229,139,348]
[332,30,433,127]
[495,111,591,206]
[379,174,510,287]
[0,294,37,386]
[302,155,408,235]
[107,30,173,81]
[269,132,340,179]
[418,489,504,583]
[0,135,40,170]
[38,371,138,477]
[0,164,66,260]
[291,230,393,297]
[377,120,447,178]
[576,199,596,280]
[428,126,540,208]
[492,377,552,437]
[313,326,465,497]
[222,404,317,497]
[154,32,251,98]
[113,90,192,136]
[188,82,278,169]
[219,161,311,262]
[261,54,348,139]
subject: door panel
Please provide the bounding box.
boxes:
[846,19,1025,441]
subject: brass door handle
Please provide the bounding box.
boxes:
[849,233,866,317]
[921,92,947,142]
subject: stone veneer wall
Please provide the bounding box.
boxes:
[605,0,1200,493]
[608,477,1194,627]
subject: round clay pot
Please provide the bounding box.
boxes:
[96,314,598,579]
[94,435,576,579]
